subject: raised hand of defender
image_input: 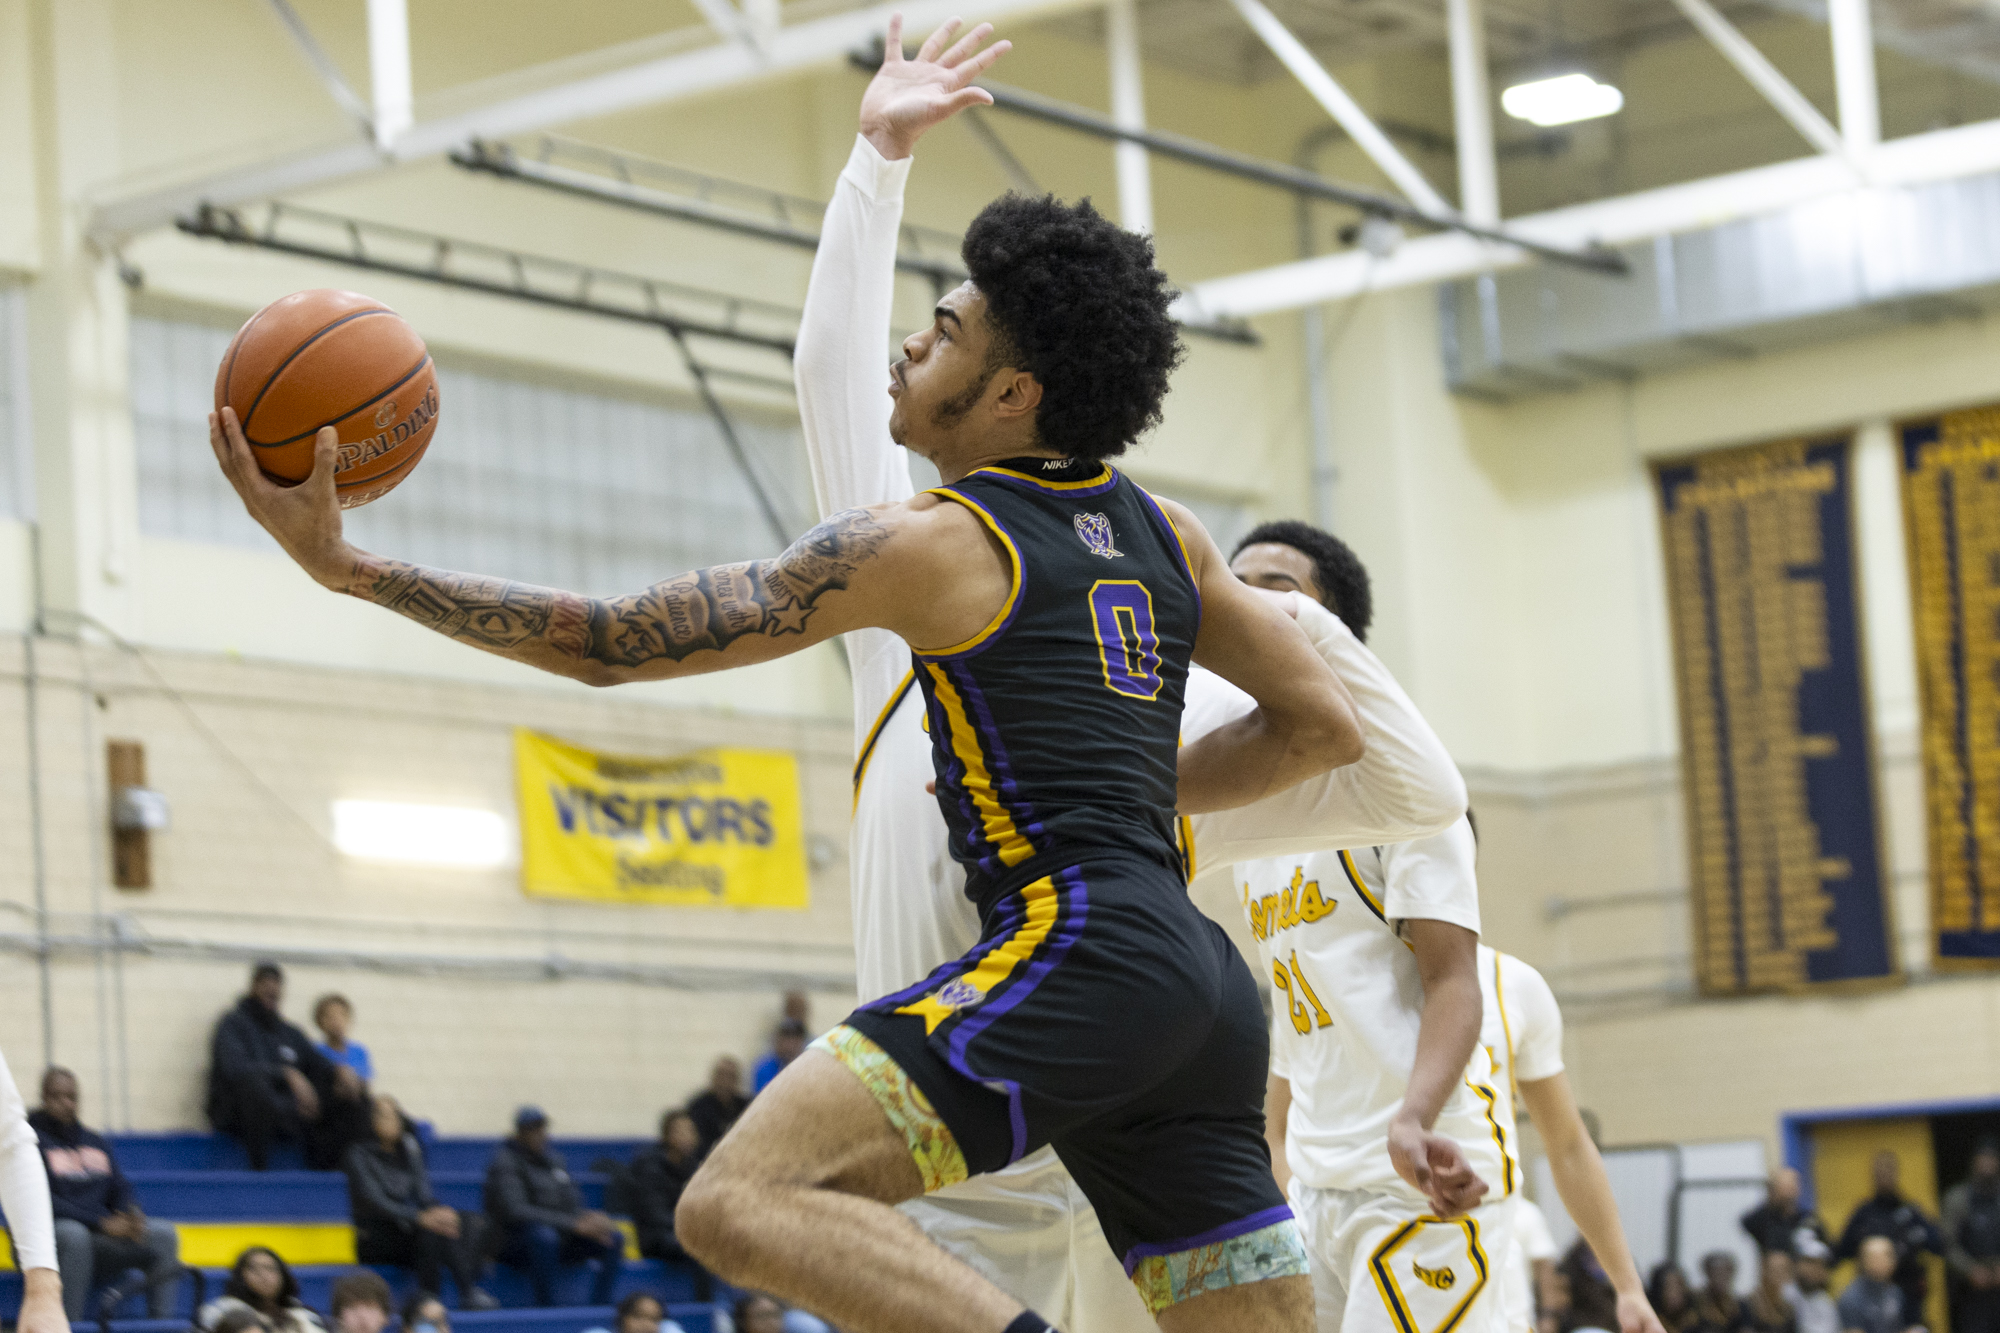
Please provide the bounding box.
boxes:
[859,14,1012,160]
[209,408,351,590]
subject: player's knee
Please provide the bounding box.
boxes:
[673,1167,752,1273]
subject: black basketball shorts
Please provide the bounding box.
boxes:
[818,855,1309,1315]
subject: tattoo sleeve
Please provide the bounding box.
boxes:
[346,508,890,679]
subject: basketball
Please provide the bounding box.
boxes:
[214,288,440,508]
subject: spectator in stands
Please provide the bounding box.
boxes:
[205,962,366,1170]
[582,1291,685,1333]
[327,1272,393,1333]
[1559,1239,1621,1333]
[484,1107,622,1307]
[1744,1251,1798,1333]
[627,1111,712,1300]
[1944,1139,2000,1333]
[1693,1252,1745,1333]
[686,1058,748,1154]
[1649,1262,1699,1333]
[1744,1169,1830,1258]
[31,1066,182,1320]
[732,1295,784,1333]
[343,1095,496,1309]
[1835,1151,1944,1323]
[313,997,372,1086]
[212,1310,276,1333]
[199,1246,326,1333]
[1837,1237,1916,1333]
[751,1022,807,1095]
[1787,1238,1839,1333]
[401,1292,449,1333]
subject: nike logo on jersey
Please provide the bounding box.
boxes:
[1244,866,1337,941]
[1413,1262,1457,1290]
[1073,512,1124,559]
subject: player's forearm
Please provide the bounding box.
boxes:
[798,135,915,521]
[1399,969,1481,1130]
[1546,1125,1644,1295]
[340,509,887,685]
[1177,702,1362,814]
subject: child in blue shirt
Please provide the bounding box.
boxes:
[313,995,371,1082]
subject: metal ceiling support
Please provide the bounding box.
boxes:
[687,0,755,48]
[1665,0,1845,159]
[88,0,1100,243]
[1829,0,1881,154]
[662,326,795,545]
[450,136,1260,343]
[1753,0,2000,87]
[962,110,1043,194]
[1175,111,2000,317]
[451,138,969,284]
[1106,0,1153,233]
[174,201,802,354]
[957,71,1627,273]
[1445,0,1498,225]
[1224,0,1453,216]
[263,0,374,139]
[367,0,413,152]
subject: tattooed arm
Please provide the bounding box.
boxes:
[340,510,890,684]
[207,412,991,684]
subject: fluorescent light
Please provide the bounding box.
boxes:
[333,800,510,867]
[1501,73,1624,127]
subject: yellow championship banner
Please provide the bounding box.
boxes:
[514,729,809,908]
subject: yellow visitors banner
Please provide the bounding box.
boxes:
[515,729,808,908]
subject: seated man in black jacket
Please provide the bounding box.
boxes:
[32,1067,183,1320]
[205,962,367,1170]
[626,1111,712,1300]
[342,1096,496,1309]
[483,1108,622,1306]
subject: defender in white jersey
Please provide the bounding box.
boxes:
[1477,947,1664,1333]
[1244,820,1518,1333]
[796,74,1468,1331]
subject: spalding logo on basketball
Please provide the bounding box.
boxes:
[214,289,441,509]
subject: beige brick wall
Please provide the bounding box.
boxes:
[0,636,857,1136]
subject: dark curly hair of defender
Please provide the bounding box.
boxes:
[1232,520,1373,642]
[960,194,1185,461]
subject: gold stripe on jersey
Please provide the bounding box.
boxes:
[917,489,1024,657]
[968,463,1116,492]
[1493,952,1520,1106]
[894,873,1058,1033]
[1338,848,1392,924]
[1177,814,1196,883]
[1467,1080,1516,1197]
[923,662,1036,869]
[1368,1215,1491,1333]
[1141,485,1200,587]
[851,670,917,813]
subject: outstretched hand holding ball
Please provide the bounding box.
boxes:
[210,288,440,589]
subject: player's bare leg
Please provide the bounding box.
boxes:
[676,1050,1035,1333]
[1155,1273,1315,1332]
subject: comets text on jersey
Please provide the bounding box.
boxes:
[1245,865,1338,942]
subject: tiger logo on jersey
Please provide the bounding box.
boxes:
[1412,1263,1456,1291]
[1073,512,1124,559]
[928,978,984,1013]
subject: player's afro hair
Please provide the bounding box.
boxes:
[961,193,1185,461]
[1232,520,1373,642]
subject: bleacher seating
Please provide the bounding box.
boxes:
[0,1132,716,1331]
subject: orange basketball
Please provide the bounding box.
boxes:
[214,289,440,508]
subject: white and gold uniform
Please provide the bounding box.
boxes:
[1478,948,1566,1333]
[799,133,1470,1333]
[1242,820,1518,1333]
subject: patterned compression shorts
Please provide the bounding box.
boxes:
[818,854,1309,1314]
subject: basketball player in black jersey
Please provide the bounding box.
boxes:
[210,18,1362,1333]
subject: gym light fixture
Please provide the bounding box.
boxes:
[333,800,511,868]
[1501,73,1625,127]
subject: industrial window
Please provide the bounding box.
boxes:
[128,314,812,594]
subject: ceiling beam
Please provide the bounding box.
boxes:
[87,0,1093,244]
[1665,0,1846,160]
[1174,112,2000,318]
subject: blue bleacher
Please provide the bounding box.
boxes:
[3,1133,713,1328]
